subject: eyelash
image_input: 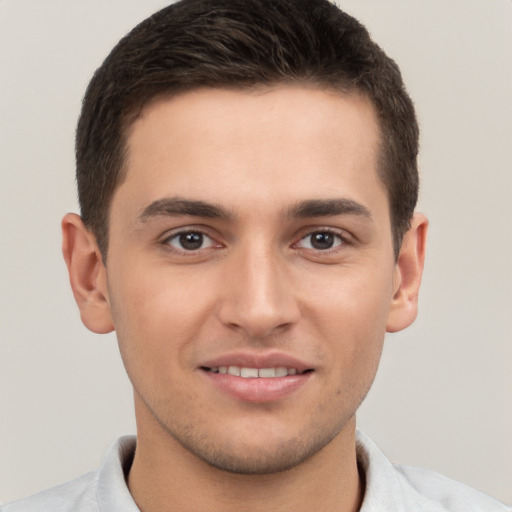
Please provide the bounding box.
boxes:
[295,229,347,253]
[162,229,221,254]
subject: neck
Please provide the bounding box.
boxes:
[127,405,363,512]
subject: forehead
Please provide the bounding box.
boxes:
[115,86,386,221]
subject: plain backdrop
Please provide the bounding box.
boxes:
[0,0,511,505]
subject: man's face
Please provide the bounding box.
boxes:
[103,86,401,473]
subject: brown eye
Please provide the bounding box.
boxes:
[166,231,215,251]
[298,231,344,250]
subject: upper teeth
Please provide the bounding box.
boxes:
[209,366,298,378]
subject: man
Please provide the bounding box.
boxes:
[2,0,510,511]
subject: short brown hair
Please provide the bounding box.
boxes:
[76,0,419,257]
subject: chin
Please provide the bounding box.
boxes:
[173,423,344,475]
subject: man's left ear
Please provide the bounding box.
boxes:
[386,213,428,333]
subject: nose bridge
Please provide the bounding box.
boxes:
[218,236,299,338]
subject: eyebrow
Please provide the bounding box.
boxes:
[286,198,372,219]
[137,197,234,223]
[137,196,371,224]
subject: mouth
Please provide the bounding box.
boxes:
[201,366,313,378]
[199,359,314,402]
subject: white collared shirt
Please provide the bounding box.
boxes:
[3,432,510,511]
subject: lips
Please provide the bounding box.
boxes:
[203,365,305,377]
[199,352,314,402]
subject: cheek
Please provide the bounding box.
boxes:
[107,266,217,377]
[305,260,394,331]
[306,265,391,382]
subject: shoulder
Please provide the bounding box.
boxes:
[395,464,512,512]
[2,436,138,512]
[1,472,98,512]
[356,430,511,512]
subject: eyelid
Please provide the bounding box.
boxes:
[293,226,352,252]
[160,225,223,253]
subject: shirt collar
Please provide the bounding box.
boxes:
[96,435,139,512]
[94,432,435,512]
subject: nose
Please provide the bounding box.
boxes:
[217,243,300,339]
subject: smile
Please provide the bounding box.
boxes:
[201,365,314,402]
[203,366,306,378]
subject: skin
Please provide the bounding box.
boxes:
[62,86,427,512]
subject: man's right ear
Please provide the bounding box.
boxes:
[61,213,114,334]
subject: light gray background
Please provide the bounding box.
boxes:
[0,0,511,505]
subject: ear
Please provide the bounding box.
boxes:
[386,213,428,333]
[61,213,114,334]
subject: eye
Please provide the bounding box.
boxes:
[165,231,217,251]
[297,231,344,251]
